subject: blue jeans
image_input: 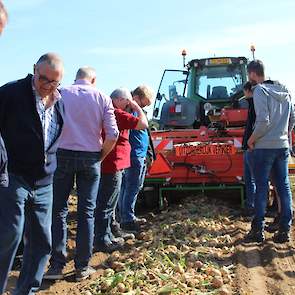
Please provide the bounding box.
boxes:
[50,149,101,270]
[0,174,52,295]
[119,157,146,223]
[252,148,293,231]
[243,151,256,209]
[94,171,123,245]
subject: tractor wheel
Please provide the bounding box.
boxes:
[143,187,160,210]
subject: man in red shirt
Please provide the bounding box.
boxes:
[94,88,148,253]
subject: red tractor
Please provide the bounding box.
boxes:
[144,53,251,208]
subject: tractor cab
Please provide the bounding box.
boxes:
[152,56,248,129]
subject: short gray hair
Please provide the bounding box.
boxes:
[76,66,96,80]
[110,87,132,100]
[36,53,63,70]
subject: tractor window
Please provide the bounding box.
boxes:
[195,65,243,100]
[153,70,188,120]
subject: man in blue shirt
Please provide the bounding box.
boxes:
[118,85,155,233]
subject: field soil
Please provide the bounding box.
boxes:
[5,189,295,295]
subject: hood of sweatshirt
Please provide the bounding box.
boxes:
[258,81,290,102]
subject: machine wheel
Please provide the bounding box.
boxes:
[143,186,160,210]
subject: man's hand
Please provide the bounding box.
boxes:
[128,98,141,112]
[146,157,154,169]
[244,89,252,98]
[128,98,148,130]
[247,136,255,150]
[100,138,117,162]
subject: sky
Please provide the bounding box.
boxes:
[1,0,295,106]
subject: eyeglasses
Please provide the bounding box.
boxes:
[36,68,60,87]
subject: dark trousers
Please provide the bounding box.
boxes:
[94,171,123,245]
[243,151,256,210]
[119,157,146,223]
[252,148,293,231]
[0,175,52,295]
[50,149,101,270]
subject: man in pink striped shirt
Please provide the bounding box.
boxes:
[44,67,118,281]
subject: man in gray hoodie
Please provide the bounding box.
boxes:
[246,60,295,243]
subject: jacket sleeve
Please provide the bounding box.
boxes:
[242,117,252,150]
[288,96,295,133]
[0,86,9,187]
[251,85,270,141]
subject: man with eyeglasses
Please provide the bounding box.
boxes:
[0,53,65,294]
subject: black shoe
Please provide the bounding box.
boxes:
[273,230,290,243]
[244,229,265,243]
[265,216,280,233]
[265,207,278,218]
[112,224,135,240]
[242,207,255,218]
[121,221,141,234]
[94,242,123,253]
[43,265,64,280]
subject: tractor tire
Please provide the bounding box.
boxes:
[143,187,160,210]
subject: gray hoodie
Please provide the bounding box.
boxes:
[252,81,295,149]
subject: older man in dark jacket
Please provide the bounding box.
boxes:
[0,53,65,295]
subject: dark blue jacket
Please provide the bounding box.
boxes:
[0,74,65,187]
[242,97,256,151]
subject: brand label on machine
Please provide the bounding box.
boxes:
[175,143,236,156]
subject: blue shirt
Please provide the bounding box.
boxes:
[129,112,149,158]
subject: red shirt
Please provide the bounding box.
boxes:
[102,108,139,173]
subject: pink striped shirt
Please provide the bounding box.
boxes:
[58,80,118,152]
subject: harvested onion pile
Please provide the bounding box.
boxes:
[83,196,237,294]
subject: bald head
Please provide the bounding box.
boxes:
[75,67,96,85]
[0,1,8,35]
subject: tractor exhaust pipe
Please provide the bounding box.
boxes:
[250,45,256,60]
[181,49,187,68]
